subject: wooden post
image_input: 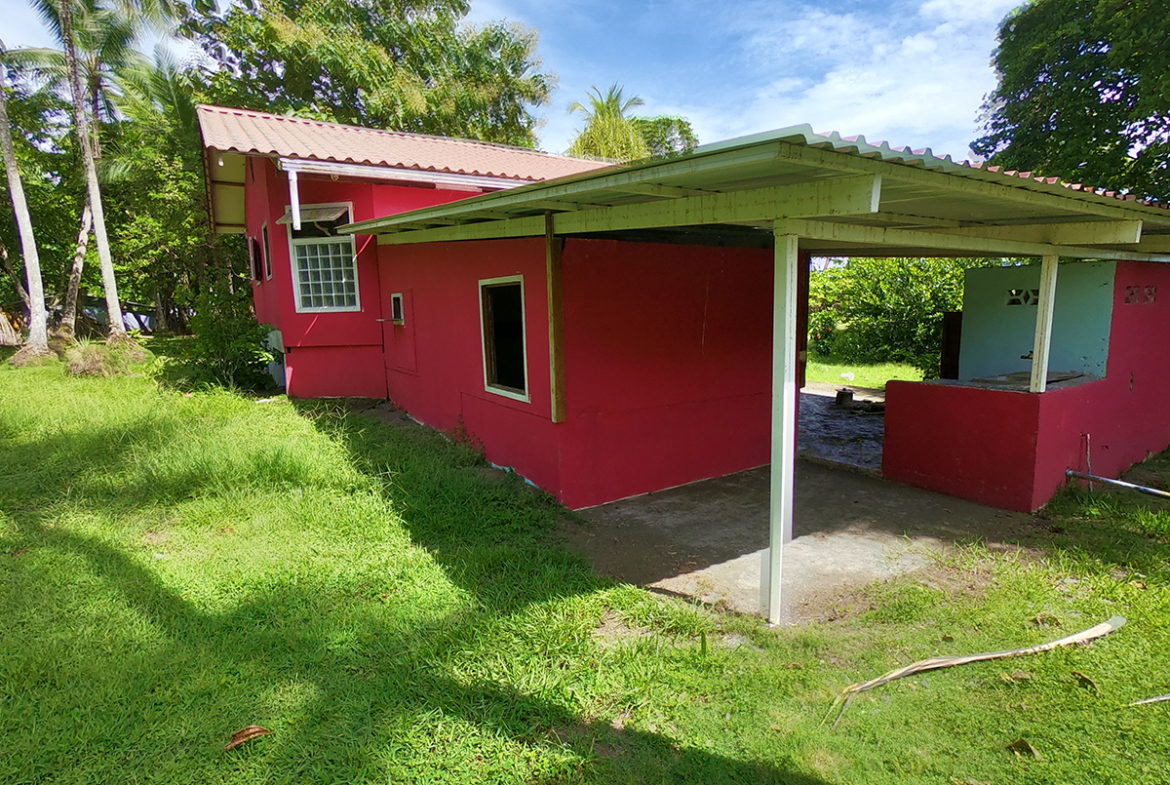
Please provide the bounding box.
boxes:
[1029,253,1059,393]
[546,213,567,423]
[763,231,800,624]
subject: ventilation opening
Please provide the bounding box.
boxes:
[390,293,404,323]
[482,281,526,395]
[1006,288,1040,306]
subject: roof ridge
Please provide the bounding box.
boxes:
[195,104,584,162]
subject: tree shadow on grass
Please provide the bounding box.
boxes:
[0,395,831,784]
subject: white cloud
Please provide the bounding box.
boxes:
[709,0,1021,159]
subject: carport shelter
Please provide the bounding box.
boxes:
[200,107,1170,623]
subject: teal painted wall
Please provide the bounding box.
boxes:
[959,261,1115,382]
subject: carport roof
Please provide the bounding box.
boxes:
[343,124,1170,260]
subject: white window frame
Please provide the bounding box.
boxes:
[390,292,405,324]
[286,201,360,314]
[479,274,530,403]
[262,221,273,281]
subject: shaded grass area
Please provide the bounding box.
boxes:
[2,364,1170,783]
[805,354,923,390]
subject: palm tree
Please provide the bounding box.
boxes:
[17,0,140,158]
[30,0,177,343]
[0,42,51,358]
[566,84,650,162]
[15,1,150,339]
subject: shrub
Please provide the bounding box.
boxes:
[64,340,131,377]
[809,257,998,377]
[184,280,275,390]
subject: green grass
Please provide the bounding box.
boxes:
[2,362,1170,783]
[806,355,923,390]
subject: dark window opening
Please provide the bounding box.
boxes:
[249,237,262,281]
[482,282,526,394]
[390,293,404,323]
[262,225,273,280]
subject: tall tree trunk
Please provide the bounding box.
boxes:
[58,2,126,341]
[0,237,32,313]
[0,48,50,355]
[57,198,92,341]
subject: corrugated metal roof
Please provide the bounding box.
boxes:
[747,125,1168,211]
[343,122,1170,261]
[197,104,609,183]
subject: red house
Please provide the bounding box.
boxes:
[201,107,1170,622]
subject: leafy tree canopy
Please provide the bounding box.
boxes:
[630,114,698,157]
[182,0,554,147]
[809,257,999,377]
[972,0,1170,201]
[566,83,648,161]
[567,84,699,161]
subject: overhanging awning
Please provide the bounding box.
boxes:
[276,205,348,226]
[341,125,1170,261]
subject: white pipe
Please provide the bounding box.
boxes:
[288,169,301,231]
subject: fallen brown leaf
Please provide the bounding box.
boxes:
[1030,613,1061,628]
[1006,738,1045,761]
[224,725,273,752]
[1071,671,1101,694]
[10,549,28,558]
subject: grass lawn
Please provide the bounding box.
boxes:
[3,359,1170,784]
[805,356,923,390]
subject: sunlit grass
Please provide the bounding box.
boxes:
[2,361,1169,783]
[805,355,923,390]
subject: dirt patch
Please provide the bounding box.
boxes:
[795,562,999,623]
[142,529,168,546]
[592,609,652,647]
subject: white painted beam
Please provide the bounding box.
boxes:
[1030,254,1059,393]
[772,218,1170,262]
[773,143,1163,223]
[349,143,785,234]
[1120,235,1170,253]
[936,219,1142,246]
[371,176,881,245]
[763,232,799,625]
[611,183,711,198]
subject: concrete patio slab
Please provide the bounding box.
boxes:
[564,461,1040,624]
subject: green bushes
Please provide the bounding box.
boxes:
[809,257,995,377]
[183,281,275,390]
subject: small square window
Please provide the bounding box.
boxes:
[286,205,360,313]
[390,293,404,324]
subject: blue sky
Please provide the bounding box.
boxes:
[5,0,1022,159]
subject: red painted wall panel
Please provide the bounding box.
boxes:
[377,237,563,494]
[883,381,1040,511]
[1032,261,1170,506]
[375,236,775,508]
[284,345,387,398]
[243,158,482,397]
[556,239,774,508]
[885,261,1170,512]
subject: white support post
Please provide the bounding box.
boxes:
[1029,253,1059,393]
[288,169,301,231]
[762,232,800,625]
